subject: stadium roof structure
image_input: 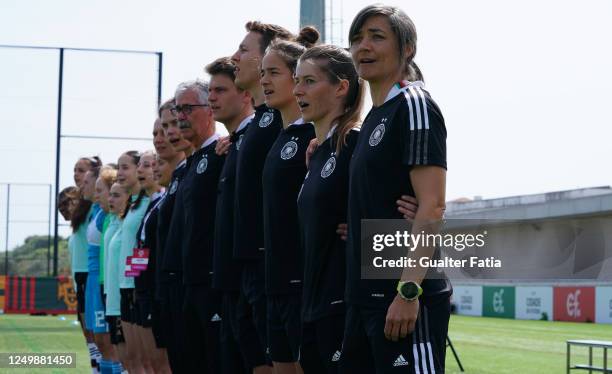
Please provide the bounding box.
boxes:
[446,186,612,220]
[444,187,612,284]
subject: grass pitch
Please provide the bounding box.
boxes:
[446,315,612,373]
[0,313,610,373]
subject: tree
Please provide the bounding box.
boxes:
[2,235,70,277]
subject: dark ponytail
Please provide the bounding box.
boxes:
[121,189,146,219]
[70,197,92,232]
[89,165,102,179]
[406,61,424,82]
[295,26,319,48]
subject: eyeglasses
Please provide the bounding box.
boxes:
[171,104,209,115]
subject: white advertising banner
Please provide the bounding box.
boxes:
[515,286,553,320]
[452,285,483,316]
[595,287,612,324]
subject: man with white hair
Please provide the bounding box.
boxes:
[173,80,216,150]
[170,80,225,372]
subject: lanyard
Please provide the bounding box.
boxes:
[140,194,165,243]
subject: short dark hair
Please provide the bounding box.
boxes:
[349,5,420,80]
[205,57,237,81]
[245,21,294,55]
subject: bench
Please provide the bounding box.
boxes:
[567,340,612,373]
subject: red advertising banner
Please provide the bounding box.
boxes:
[0,275,5,311]
[4,276,77,314]
[553,286,595,322]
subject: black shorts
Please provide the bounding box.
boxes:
[120,288,136,323]
[339,297,451,374]
[166,274,187,374]
[105,316,125,345]
[151,299,166,348]
[74,272,88,314]
[183,284,222,328]
[267,294,301,363]
[100,284,105,308]
[220,292,248,373]
[300,313,344,374]
[238,261,269,364]
[183,284,222,373]
[241,260,265,304]
[221,291,265,369]
[135,297,153,328]
[236,287,269,368]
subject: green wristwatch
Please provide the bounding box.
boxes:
[397,281,422,301]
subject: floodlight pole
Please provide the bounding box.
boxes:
[157,52,163,106]
[0,45,164,277]
[4,184,10,275]
[53,48,64,277]
[47,184,52,276]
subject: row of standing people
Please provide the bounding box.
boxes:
[60,4,451,373]
[61,150,174,374]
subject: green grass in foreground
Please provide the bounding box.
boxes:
[446,315,612,373]
[0,314,89,373]
[0,313,611,373]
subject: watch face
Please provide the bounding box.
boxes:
[401,282,419,299]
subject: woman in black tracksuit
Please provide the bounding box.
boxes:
[293,44,364,374]
[260,27,319,374]
[340,5,452,374]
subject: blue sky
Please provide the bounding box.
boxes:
[1,0,611,250]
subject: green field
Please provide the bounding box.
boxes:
[0,314,90,373]
[446,315,612,374]
[0,313,611,373]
